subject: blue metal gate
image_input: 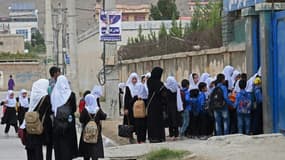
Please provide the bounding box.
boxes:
[273,11,285,132]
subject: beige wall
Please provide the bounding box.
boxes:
[119,45,246,83]
[0,62,46,91]
[0,35,24,53]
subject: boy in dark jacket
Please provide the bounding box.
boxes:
[179,79,191,138]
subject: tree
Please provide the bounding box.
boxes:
[159,23,168,39]
[150,0,180,20]
[170,14,183,38]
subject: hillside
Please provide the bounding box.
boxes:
[0,0,190,34]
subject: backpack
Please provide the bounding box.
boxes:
[54,103,73,135]
[25,97,46,135]
[190,97,199,116]
[83,113,99,144]
[209,86,226,110]
[238,93,251,114]
[133,99,146,118]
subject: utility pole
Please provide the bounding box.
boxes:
[66,0,79,95]
[103,0,120,119]
[44,0,54,76]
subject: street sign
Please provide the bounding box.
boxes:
[99,10,122,41]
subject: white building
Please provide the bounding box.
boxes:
[0,3,38,42]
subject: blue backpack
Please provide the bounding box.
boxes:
[238,93,251,114]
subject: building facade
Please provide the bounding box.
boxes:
[95,4,150,22]
[0,3,38,41]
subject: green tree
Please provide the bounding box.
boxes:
[150,0,180,20]
[159,23,168,39]
[170,14,183,38]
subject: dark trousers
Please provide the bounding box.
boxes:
[199,112,210,135]
[190,113,200,136]
[46,144,53,160]
[169,127,179,137]
[27,146,43,160]
[229,109,238,134]
[5,123,18,133]
[135,118,147,143]
[251,103,263,135]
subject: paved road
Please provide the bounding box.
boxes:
[0,124,26,160]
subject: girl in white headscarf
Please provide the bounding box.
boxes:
[124,72,148,143]
[189,73,200,90]
[17,89,29,125]
[165,76,183,140]
[79,94,107,159]
[231,70,241,90]
[199,73,210,84]
[51,75,78,160]
[24,79,53,160]
[223,65,235,90]
[3,90,18,135]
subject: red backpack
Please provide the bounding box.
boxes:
[79,99,85,113]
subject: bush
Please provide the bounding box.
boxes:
[144,148,189,160]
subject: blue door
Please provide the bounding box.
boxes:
[273,11,285,132]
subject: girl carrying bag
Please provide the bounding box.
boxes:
[24,96,46,135]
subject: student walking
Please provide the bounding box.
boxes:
[51,75,78,160]
[24,79,52,160]
[234,80,252,135]
[179,79,191,138]
[147,67,167,143]
[17,89,29,125]
[3,90,18,135]
[209,74,233,136]
[124,73,148,143]
[79,94,107,160]
[165,76,183,140]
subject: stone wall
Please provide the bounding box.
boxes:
[119,44,246,83]
[0,61,46,91]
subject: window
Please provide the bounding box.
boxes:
[122,15,129,21]
[0,41,3,45]
[16,29,28,39]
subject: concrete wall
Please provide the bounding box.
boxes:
[0,34,24,53]
[0,62,46,91]
[119,44,246,83]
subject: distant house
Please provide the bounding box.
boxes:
[0,3,38,41]
[95,4,150,22]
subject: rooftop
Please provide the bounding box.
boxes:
[9,3,35,11]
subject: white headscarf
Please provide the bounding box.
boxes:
[85,94,100,114]
[205,77,215,90]
[51,75,72,116]
[6,90,16,108]
[137,83,148,99]
[145,72,151,78]
[91,85,103,99]
[223,65,235,90]
[126,72,141,98]
[231,70,240,87]
[19,89,29,108]
[118,83,126,90]
[189,73,199,90]
[28,79,49,112]
[165,76,183,112]
[199,73,210,84]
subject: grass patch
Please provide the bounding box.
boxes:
[144,148,189,160]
